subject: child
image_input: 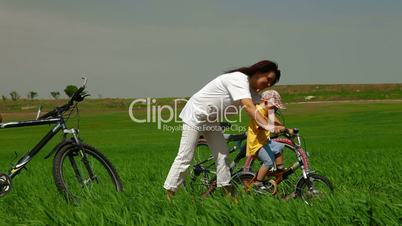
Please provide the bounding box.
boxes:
[246,90,287,190]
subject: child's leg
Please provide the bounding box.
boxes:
[275,154,284,166]
[269,141,286,169]
[256,146,275,181]
[256,165,269,182]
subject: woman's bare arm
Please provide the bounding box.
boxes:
[274,115,283,126]
[240,98,286,133]
[240,98,271,131]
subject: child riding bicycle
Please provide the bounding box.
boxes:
[246,90,289,190]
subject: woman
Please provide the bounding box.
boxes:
[163,60,281,198]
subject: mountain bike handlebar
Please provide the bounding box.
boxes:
[38,77,89,120]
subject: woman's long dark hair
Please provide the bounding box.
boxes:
[225,60,281,85]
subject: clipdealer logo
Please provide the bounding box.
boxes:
[128,98,186,129]
[128,98,247,132]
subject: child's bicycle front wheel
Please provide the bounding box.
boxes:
[295,173,333,205]
[53,143,123,201]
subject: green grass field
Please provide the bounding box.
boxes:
[0,101,401,225]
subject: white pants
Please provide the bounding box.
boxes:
[163,122,231,192]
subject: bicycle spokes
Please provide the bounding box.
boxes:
[61,150,114,197]
[0,173,12,197]
[68,154,84,186]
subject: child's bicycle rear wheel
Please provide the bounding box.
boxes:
[53,143,123,201]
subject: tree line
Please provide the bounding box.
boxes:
[2,85,81,101]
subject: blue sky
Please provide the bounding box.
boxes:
[0,0,401,98]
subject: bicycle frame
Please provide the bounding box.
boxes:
[193,130,312,193]
[273,132,310,179]
[193,140,244,176]
[195,138,244,170]
[0,117,77,179]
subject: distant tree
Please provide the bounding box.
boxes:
[64,85,78,98]
[50,91,60,100]
[27,91,38,100]
[1,95,7,101]
[9,91,20,101]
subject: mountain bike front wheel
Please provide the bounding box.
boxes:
[53,143,123,201]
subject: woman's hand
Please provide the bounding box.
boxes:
[273,126,285,134]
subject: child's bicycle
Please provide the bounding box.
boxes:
[188,123,333,204]
[0,78,123,201]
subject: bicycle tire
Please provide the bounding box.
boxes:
[53,143,123,200]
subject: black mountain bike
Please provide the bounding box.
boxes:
[0,78,122,201]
